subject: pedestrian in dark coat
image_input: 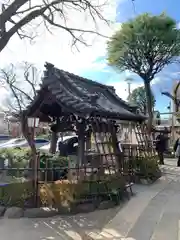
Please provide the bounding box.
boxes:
[174,136,180,167]
[155,133,166,165]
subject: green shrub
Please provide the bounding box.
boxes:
[0,148,68,179]
[0,181,34,207]
[0,149,69,206]
[133,155,161,180]
[38,152,69,181]
[39,152,68,169]
[0,148,31,177]
[0,148,31,168]
[0,148,68,168]
[40,176,126,208]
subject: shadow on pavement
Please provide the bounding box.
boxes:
[34,204,127,239]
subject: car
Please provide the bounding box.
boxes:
[0,135,11,143]
[39,135,77,152]
[34,139,50,148]
[1,138,49,149]
[0,138,25,149]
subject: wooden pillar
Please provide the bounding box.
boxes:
[78,133,85,166]
[86,130,91,151]
[77,120,85,166]
[49,118,59,154]
[49,131,58,154]
[111,124,123,171]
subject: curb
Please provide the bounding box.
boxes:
[0,201,117,219]
[0,207,58,219]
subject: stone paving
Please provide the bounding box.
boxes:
[1,158,180,240]
[159,158,180,175]
[22,175,176,240]
[88,176,174,240]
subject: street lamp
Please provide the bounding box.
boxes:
[125,77,133,97]
[27,117,39,128]
[125,78,133,143]
[27,117,39,139]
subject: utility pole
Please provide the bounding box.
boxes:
[125,77,133,143]
[127,82,131,96]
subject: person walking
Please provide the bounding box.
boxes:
[174,135,180,167]
[155,133,166,165]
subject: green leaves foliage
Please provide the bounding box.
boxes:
[0,148,31,169]
[0,148,68,175]
[128,86,156,113]
[107,13,180,81]
[133,156,161,180]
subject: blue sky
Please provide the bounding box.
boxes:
[78,0,180,113]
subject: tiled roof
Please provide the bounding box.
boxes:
[26,63,145,121]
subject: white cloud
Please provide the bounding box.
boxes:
[123,70,137,78]
[107,80,143,100]
[151,77,161,85]
[169,72,180,78]
[0,0,121,73]
[0,87,9,107]
[177,22,180,29]
[84,60,108,72]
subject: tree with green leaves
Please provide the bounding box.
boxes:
[128,86,156,114]
[107,13,180,131]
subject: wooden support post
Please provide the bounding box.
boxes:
[50,117,59,154]
[111,125,123,171]
[78,133,85,166]
[86,131,91,151]
[49,131,58,154]
[77,120,85,167]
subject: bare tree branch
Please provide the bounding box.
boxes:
[0,68,23,112]
[0,0,110,52]
[22,62,37,96]
[0,62,40,114]
[0,60,41,168]
[162,81,180,112]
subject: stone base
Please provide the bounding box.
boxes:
[0,189,134,218]
[0,206,58,219]
[24,207,58,218]
[74,203,96,213]
[140,179,152,185]
[98,201,116,210]
[4,207,24,218]
[134,171,162,185]
[0,206,6,216]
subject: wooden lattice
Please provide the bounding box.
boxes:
[134,123,156,158]
[38,118,141,208]
[90,119,121,178]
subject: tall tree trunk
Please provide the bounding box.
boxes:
[49,131,58,154]
[144,81,153,133]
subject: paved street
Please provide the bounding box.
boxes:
[1,158,180,240]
